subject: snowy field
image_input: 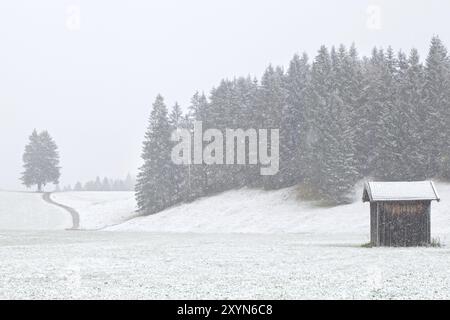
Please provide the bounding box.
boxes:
[0,192,71,230]
[107,186,369,234]
[52,192,137,229]
[1,231,450,299]
[106,182,450,242]
[1,184,450,299]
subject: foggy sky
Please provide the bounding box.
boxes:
[1,0,449,190]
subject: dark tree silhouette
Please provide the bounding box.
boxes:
[21,129,61,192]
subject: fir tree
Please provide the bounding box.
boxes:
[21,129,61,192]
[102,177,111,191]
[395,49,427,179]
[94,176,102,191]
[256,65,288,189]
[74,181,83,191]
[168,102,189,202]
[283,53,310,186]
[135,95,174,214]
[124,173,135,191]
[423,36,450,177]
[363,47,398,180]
[305,46,358,203]
[169,102,183,128]
[185,92,209,199]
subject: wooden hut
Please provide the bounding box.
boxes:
[363,181,440,247]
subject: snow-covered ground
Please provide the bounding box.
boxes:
[36,182,449,241]
[1,230,450,299]
[0,192,71,230]
[106,186,368,234]
[52,192,137,229]
[106,182,450,242]
[1,184,450,299]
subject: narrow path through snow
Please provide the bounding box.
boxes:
[42,193,79,230]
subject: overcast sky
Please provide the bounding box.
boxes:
[1,0,449,190]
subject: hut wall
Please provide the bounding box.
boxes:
[370,203,378,246]
[372,201,431,246]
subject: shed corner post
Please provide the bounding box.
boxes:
[427,202,431,244]
[376,202,380,247]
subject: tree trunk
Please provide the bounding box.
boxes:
[37,183,42,193]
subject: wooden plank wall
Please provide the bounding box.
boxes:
[370,202,377,246]
[371,201,431,247]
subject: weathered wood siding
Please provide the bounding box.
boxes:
[370,201,431,247]
[370,202,378,246]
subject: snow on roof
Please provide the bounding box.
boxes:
[362,181,440,202]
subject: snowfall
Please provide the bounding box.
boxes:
[1,183,450,299]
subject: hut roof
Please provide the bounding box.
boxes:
[362,181,440,202]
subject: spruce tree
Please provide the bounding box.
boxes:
[124,173,135,191]
[205,81,236,192]
[284,53,310,186]
[374,48,404,180]
[395,49,427,179]
[21,129,61,192]
[256,65,288,189]
[168,102,189,202]
[423,36,450,178]
[186,92,209,199]
[135,95,174,214]
[74,181,83,191]
[338,44,365,177]
[235,76,260,187]
[102,177,111,191]
[363,47,398,180]
[305,46,358,203]
[169,102,183,128]
[94,176,102,191]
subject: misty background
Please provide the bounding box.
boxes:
[1,0,449,190]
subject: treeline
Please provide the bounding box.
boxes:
[136,37,450,214]
[61,174,135,192]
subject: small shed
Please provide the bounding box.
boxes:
[363,181,440,247]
